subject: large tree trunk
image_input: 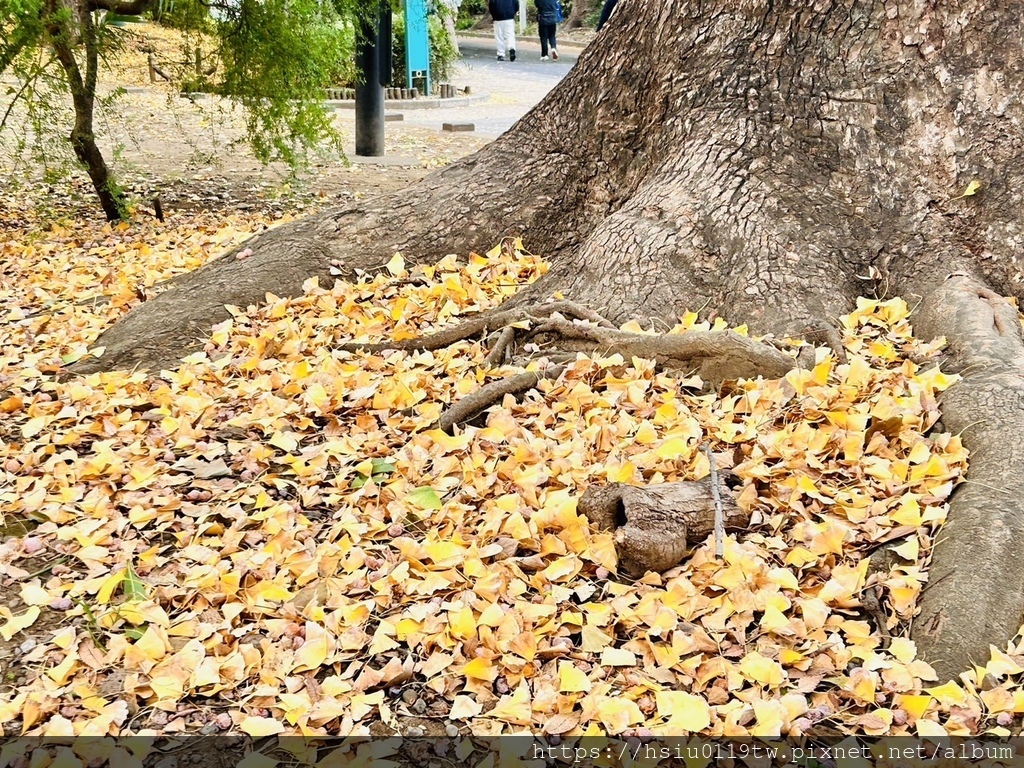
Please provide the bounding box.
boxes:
[72,0,1024,679]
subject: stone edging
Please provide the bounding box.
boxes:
[325,93,490,110]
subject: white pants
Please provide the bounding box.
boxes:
[493,19,516,57]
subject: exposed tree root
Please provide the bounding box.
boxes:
[579,480,750,577]
[347,299,802,438]
[341,300,798,385]
[907,274,1024,680]
[799,318,849,365]
[484,326,518,367]
[519,317,798,385]
[337,300,616,355]
[435,365,566,433]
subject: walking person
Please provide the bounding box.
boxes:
[534,0,560,60]
[488,0,517,61]
[596,0,617,31]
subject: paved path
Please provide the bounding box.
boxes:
[393,37,580,138]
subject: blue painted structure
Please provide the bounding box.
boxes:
[404,0,431,93]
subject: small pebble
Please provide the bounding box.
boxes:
[21,537,43,555]
[444,723,459,737]
[19,639,36,653]
[405,726,425,737]
[49,597,73,611]
[792,717,813,733]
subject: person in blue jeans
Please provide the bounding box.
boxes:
[534,0,560,61]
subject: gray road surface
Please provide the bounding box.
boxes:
[395,37,579,138]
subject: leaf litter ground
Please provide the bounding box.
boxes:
[2,203,1024,747]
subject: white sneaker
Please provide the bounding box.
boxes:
[540,55,549,61]
[551,49,559,61]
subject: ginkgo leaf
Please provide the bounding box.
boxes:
[916,719,948,737]
[269,431,299,452]
[21,416,46,439]
[449,695,482,720]
[487,684,532,725]
[600,648,636,667]
[656,691,710,732]
[739,652,786,686]
[0,607,40,641]
[462,657,497,682]
[408,486,443,510]
[595,697,643,734]
[123,562,147,602]
[959,179,981,198]
[558,662,591,693]
[925,681,968,707]
[385,253,406,276]
[239,716,286,737]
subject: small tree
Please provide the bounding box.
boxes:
[1,0,377,220]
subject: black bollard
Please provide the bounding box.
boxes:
[355,4,391,157]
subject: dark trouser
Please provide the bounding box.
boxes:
[539,23,557,56]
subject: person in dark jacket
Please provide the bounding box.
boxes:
[534,0,560,60]
[596,0,617,31]
[488,0,518,61]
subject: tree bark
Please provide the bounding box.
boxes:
[71,0,1024,679]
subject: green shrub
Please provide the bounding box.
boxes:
[332,9,459,91]
[149,0,212,32]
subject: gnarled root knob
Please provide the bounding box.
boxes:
[579,480,750,576]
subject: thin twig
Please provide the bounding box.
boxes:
[704,442,724,557]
